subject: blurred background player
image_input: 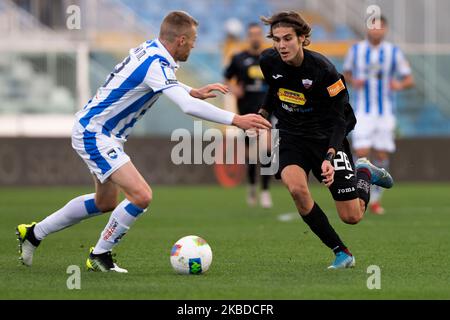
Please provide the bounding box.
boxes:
[16,11,271,272]
[224,22,273,208]
[343,16,414,215]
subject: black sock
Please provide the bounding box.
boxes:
[27,225,41,247]
[247,164,256,185]
[261,152,271,190]
[301,202,350,255]
[357,168,371,210]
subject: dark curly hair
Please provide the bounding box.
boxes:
[261,11,311,46]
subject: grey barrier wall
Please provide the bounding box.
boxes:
[0,137,446,186]
[0,137,216,186]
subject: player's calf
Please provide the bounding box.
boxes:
[95,198,119,213]
[286,184,314,215]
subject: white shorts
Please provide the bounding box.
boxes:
[72,123,130,183]
[351,114,396,153]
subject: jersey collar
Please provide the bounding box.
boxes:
[154,38,179,69]
[365,39,386,49]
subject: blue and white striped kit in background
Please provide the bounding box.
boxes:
[72,38,179,183]
[343,40,412,152]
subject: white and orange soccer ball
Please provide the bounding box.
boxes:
[170,235,213,275]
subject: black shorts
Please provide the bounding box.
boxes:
[276,133,358,201]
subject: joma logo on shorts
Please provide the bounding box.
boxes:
[337,187,355,194]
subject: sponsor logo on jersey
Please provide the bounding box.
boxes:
[327,78,346,97]
[302,79,313,89]
[161,61,177,84]
[247,65,264,79]
[272,74,283,79]
[243,57,255,66]
[278,88,306,105]
[281,103,312,113]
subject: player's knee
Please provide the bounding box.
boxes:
[341,213,362,225]
[132,188,153,209]
[287,184,309,201]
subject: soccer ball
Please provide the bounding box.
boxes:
[170,235,213,275]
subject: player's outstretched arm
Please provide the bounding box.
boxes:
[163,85,271,130]
[191,83,229,99]
[179,82,229,100]
[231,113,272,131]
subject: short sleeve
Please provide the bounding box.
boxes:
[342,44,356,72]
[322,66,347,98]
[144,58,178,92]
[259,52,274,87]
[224,55,239,80]
[394,47,412,77]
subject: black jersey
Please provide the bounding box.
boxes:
[224,51,268,114]
[260,48,356,152]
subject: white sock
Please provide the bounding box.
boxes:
[370,185,384,203]
[34,193,102,240]
[92,199,146,254]
[370,158,389,204]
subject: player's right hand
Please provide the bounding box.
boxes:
[230,84,244,99]
[352,79,365,89]
[232,114,272,131]
[321,160,335,187]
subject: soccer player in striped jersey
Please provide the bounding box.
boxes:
[16,11,271,272]
[343,16,414,215]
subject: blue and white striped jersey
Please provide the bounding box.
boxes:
[75,38,180,139]
[343,40,412,117]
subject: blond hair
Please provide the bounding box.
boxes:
[159,11,199,42]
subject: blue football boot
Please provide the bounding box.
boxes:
[328,251,356,269]
[356,158,394,189]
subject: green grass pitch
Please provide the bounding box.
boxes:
[0,183,449,299]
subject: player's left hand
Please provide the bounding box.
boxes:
[390,79,404,91]
[321,160,335,187]
[191,83,229,99]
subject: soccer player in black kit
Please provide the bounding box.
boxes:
[224,23,273,208]
[258,11,394,269]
